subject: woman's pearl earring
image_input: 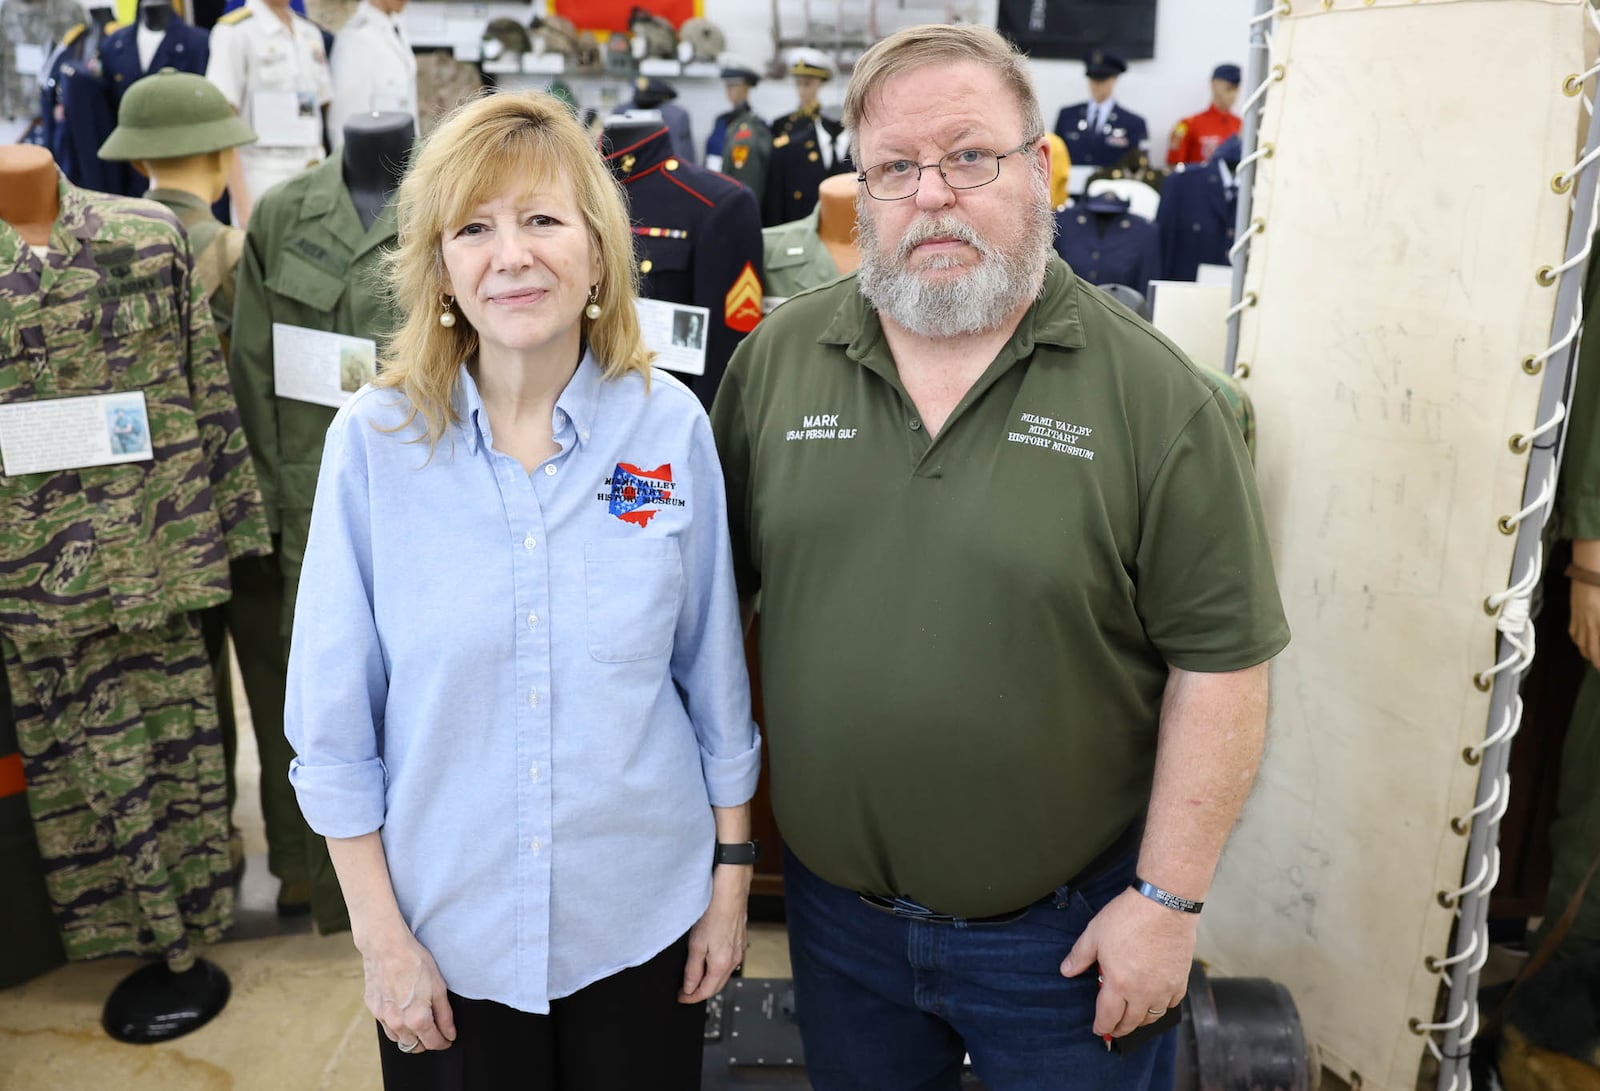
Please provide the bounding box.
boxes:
[439,294,456,328]
[585,284,602,321]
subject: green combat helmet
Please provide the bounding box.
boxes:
[481,17,532,63]
[98,68,258,162]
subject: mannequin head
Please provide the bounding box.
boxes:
[1084,50,1127,104]
[1210,64,1242,113]
[719,60,759,111]
[0,144,62,245]
[98,69,257,204]
[789,48,832,111]
[368,0,407,14]
[137,149,234,202]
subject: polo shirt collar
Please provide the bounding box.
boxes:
[818,253,1088,366]
[455,349,603,456]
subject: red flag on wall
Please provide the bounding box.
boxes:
[551,0,700,33]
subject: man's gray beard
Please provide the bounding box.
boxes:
[855,182,1056,339]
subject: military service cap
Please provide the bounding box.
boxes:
[481,17,532,61]
[98,68,257,161]
[1212,63,1242,85]
[633,76,677,107]
[789,48,833,81]
[1084,50,1127,79]
[719,55,760,86]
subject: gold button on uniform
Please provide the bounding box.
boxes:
[665,159,679,171]
[808,151,819,162]
[640,259,653,273]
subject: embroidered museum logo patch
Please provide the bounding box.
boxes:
[599,462,685,527]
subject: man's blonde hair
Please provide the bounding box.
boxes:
[842,24,1045,141]
[376,91,651,451]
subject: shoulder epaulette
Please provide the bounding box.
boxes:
[217,8,253,24]
[61,23,86,45]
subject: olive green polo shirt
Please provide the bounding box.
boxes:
[710,255,1289,917]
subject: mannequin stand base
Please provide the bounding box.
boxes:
[102,958,230,1044]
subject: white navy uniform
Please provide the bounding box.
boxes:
[206,0,333,209]
[328,0,416,147]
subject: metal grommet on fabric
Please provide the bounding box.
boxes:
[1234,362,1251,379]
[1553,173,1576,195]
[1278,0,1291,13]
[1424,955,1441,973]
[1450,816,1471,836]
[1482,595,1499,617]
[1436,890,1456,909]
[1565,73,1585,97]
[1271,64,1287,82]
[1536,265,1559,286]
[1462,745,1482,766]
[1496,515,1516,536]
[1408,1017,1425,1035]
[1508,433,1530,454]
[1473,671,1493,692]
[1522,355,1542,375]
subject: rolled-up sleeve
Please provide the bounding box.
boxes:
[671,412,761,808]
[284,401,391,837]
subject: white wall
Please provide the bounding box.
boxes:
[692,0,1257,168]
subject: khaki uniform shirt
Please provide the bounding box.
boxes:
[710,256,1289,916]
[761,202,842,304]
[228,156,398,633]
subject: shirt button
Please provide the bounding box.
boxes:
[909,418,922,431]
[544,464,557,477]
[579,429,590,443]
[523,534,537,550]
[530,838,542,853]
[529,763,540,781]
[528,689,539,707]
[527,612,539,628]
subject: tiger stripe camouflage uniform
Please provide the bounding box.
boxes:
[0,180,270,966]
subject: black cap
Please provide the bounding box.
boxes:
[719,60,759,86]
[632,76,677,107]
[1085,50,1127,79]
[1212,63,1241,84]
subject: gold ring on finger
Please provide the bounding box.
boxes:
[1147,1008,1166,1017]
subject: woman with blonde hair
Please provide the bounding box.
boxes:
[284,90,761,1090]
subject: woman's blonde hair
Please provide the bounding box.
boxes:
[376,91,651,451]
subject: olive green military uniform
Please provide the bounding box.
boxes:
[721,107,774,209]
[229,155,401,932]
[709,256,1288,916]
[0,180,271,965]
[1544,229,1600,957]
[761,202,842,302]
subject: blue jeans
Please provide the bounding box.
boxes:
[783,846,1178,1091]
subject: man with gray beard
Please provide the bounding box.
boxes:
[709,24,1287,1091]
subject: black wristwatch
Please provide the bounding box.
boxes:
[713,840,761,867]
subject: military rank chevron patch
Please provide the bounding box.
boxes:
[725,262,763,333]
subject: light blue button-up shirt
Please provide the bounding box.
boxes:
[284,354,761,1014]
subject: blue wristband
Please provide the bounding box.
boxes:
[1132,878,1203,914]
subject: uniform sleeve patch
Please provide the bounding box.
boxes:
[724,261,763,333]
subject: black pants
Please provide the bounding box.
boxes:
[376,934,704,1091]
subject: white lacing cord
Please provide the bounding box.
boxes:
[1439,852,1495,907]
[1495,468,1556,535]
[1238,144,1273,172]
[1450,774,1508,836]
[1224,292,1258,321]
[1238,65,1282,122]
[1512,400,1567,453]
[1413,1003,1470,1035]
[1249,5,1278,24]
[1228,219,1265,260]
[1465,696,1523,764]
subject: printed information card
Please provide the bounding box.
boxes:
[0,391,154,476]
[634,298,708,377]
[273,322,377,409]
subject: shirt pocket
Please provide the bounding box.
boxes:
[265,249,348,316]
[583,538,684,663]
[635,234,692,298]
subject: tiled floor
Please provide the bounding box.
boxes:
[0,664,791,1090]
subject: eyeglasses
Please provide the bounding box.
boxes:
[857,140,1039,201]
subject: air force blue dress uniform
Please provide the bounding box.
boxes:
[38,25,135,197]
[1154,134,1241,282]
[102,17,210,105]
[1053,101,1148,170]
[1053,193,1161,298]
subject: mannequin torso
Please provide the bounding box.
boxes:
[341,112,413,232]
[814,173,858,276]
[0,145,62,247]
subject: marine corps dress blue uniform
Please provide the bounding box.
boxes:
[1154,135,1240,282]
[603,124,764,408]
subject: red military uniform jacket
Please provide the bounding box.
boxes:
[1167,105,1241,167]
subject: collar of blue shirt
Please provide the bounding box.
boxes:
[458,350,605,456]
